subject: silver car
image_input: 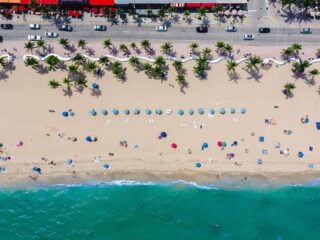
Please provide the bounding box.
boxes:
[226,25,237,32]
[29,23,41,30]
[156,25,167,32]
[28,35,42,41]
[45,32,58,38]
[243,34,255,40]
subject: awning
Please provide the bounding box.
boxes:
[88,0,114,6]
[19,6,25,12]
[39,0,59,4]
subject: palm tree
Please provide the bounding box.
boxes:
[24,57,39,68]
[193,64,206,78]
[160,42,173,55]
[224,44,233,56]
[141,40,151,51]
[103,39,112,49]
[283,82,296,96]
[98,56,110,67]
[112,61,124,79]
[173,60,183,71]
[130,42,137,50]
[59,38,69,49]
[281,47,294,59]
[157,8,166,20]
[290,43,302,55]
[175,73,188,87]
[197,7,207,19]
[85,61,97,73]
[45,55,61,71]
[119,43,128,54]
[68,64,78,75]
[308,68,320,79]
[183,10,190,21]
[77,39,87,50]
[142,63,153,75]
[36,39,46,49]
[152,65,166,78]
[292,58,310,74]
[146,9,153,18]
[245,55,262,71]
[0,56,7,68]
[63,77,72,91]
[128,8,137,19]
[129,56,140,69]
[202,48,212,58]
[167,7,176,17]
[154,56,166,67]
[24,41,35,53]
[49,79,60,89]
[226,60,238,72]
[189,42,199,55]
[72,53,85,66]
[215,41,226,55]
[75,78,88,90]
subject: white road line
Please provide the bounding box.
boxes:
[247,10,257,13]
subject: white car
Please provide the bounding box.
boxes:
[28,35,42,41]
[29,23,41,30]
[243,34,255,40]
[94,25,107,31]
[45,32,58,38]
[226,25,237,32]
[156,25,167,32]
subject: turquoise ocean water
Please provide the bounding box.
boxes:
[1,181,320,240]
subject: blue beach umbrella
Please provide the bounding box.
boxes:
[239,107,246,114]
[112,109,119,115]
[188,109,194,115]
[201,143,208,150]
[123,109,130,115]
[209,108,215,115]
[178,109,184,116]
[62,111,68,117]
[67,159,73,166]
[229,107,235,114]
[195,162,202,168]
[156,109,162,115]
[101,109,108,115]
[220,107,226,114]
[133,108,140,115]
[198,108,204,115]
[85,136,92,142]
[103,163,109,169]
[145,109,152,115]
[69,111,75,117]
[89,109,97,116]
[161,131,167,138]
[92,82,99,89]
[298,152,304,158]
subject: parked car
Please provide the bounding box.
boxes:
[259,27,271,33]
[226,25,237,32]
[300,28,312,34]
[156,25,167,32]
[58,24,73,32]
[45,32,58,38]
[196,26,208,33]
[29,24,41,30]
[28,35,42,41]
[243,34,255,40]
[0,36,3,42]
[94,25,107,31]
[0,24,13,30]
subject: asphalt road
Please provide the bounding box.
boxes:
[1,23,319,46]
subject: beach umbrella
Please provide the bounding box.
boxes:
[133,108,140,115]
[112,109,119,115]
[156,109,162,115]
[101,109,108,115]
[220,107,226,114]
[85,136,92,142]
[171,143,177,149]
[217,141,222,147]
[198,108,204,115]
[229,107,235,114]
[67,159,73,166]
[69,111,75,117]
[123,109,130,115]
[62,111,68,117]
[298,152,304,158]
[209,108,215,115]
[232,9,237,16]
[103,163,109,169]
[89,109,97,116]
[92,82,99,89]
[222,141,227,147]
[188,109,194,115]
[202,142,208,150]
[239,107,246,114]
[145,109,152,115]
[195,162,202,168]
[178,109,184,116]
[224,10,230,16]
[160,132,167,138]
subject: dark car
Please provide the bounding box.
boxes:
[1,24,13,30]
[259,27,270,33]
[196,26,208,33]
[0,36,3,42]
[58,24,73,32]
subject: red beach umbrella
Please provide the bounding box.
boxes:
[171,143,177,149]
[217,141,222,147]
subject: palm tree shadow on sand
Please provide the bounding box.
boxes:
[245,68,263,82]
[228,71,241,83]
[90,88,102,97]
[62,88,73,97]
[36,64,49,74]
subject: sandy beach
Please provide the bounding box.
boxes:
[0,48,319,187]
